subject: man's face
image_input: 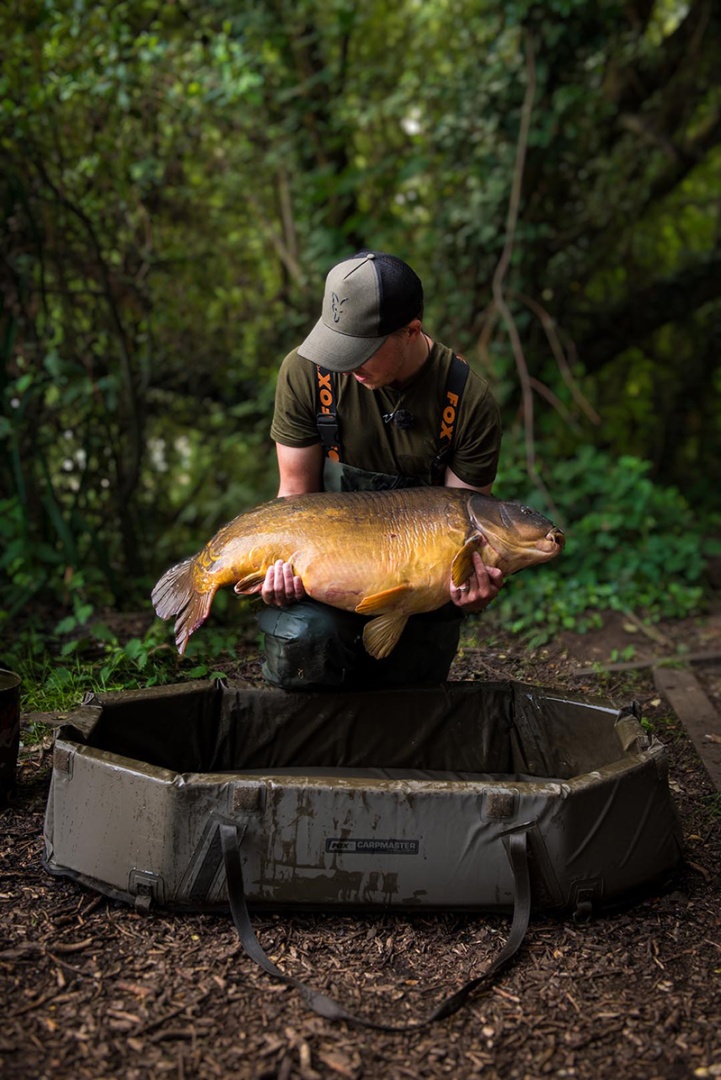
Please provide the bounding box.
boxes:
[344,332,409,390]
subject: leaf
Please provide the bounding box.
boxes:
[187,664,209,677]
[74,603,93,625]
[123,638,146,661]
[49,667,74,688]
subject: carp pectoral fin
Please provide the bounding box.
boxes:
[451,535,483,587]
[234,571,266,595]
[362,614,409,659]
[355,584,413,615]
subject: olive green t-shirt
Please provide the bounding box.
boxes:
[270,342,502,488]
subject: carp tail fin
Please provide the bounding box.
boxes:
[151,557,215,655]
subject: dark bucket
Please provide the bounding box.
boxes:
[0,669,21,804]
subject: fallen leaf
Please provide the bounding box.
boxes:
[318,1051,358,1078]
[116,981,154,999]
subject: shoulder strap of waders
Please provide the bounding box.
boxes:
[431,353,470,485]
[315,366,341,462]
[219,821,532,1032]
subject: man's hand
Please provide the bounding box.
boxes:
[261,560,306,607]
[450,548,504,612]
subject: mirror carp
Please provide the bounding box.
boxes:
[151,487,565,660]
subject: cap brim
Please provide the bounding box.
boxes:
[297,317,388,372]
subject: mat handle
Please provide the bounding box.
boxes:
[219,822,531,1031]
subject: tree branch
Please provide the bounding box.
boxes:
[488,34,544,485]
[514,291,601,425]
[605,0,719,113]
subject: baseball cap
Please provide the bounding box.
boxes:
[297,252,424,372]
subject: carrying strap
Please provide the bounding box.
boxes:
[316,353,470,484]
[431,353,470,484]
[220,822,531,1031]
[315,366,341,463]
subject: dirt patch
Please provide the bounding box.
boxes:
[2,609,721,1079]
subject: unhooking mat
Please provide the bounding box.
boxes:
[43,679,683,1028]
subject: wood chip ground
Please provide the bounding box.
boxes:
[2,610,721,1079]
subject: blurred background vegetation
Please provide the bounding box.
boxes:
[2,0,720,698]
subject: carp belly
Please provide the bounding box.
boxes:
[290,531,460,658]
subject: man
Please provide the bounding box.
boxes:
[257,251,504,690]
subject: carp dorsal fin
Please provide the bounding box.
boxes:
[233,570,266,595]
[362,613,409,659]
[451,534,484,587]
[354,584,413,615]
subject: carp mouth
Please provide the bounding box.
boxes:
[478,524,564,570]
[535,527,565,555]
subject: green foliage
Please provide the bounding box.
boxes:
[2,0,290,610]
[1,0,720,621]
[4,607,243,716]
[490,445,713,645]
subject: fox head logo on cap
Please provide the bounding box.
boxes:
[331,292,349,324]
[298,252,424,371]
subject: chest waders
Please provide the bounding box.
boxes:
[257,358,470,691]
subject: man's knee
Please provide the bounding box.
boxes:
[257,602,363,690]
[257,601,463,691]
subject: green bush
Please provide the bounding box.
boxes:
[489,445,716,645]
[3,608,247,715]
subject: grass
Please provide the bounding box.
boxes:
[3,610,252,719]
[701,792,721,821]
